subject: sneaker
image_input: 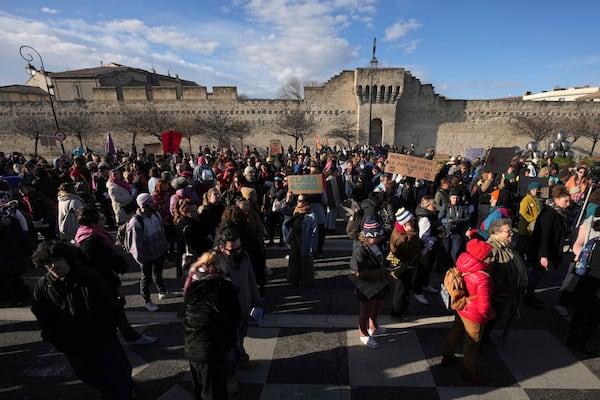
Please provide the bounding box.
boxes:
[422,285,438,294]
[555,304,569,317]
[414,293,430,305]
[462,369,488,385]
[359,335,379,348]
[158,292,178,300]
[226,376,240,394]
[367,326,388,336]
[133,334,158,346]
[144,302,159,312]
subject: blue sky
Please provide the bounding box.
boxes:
[1,0,599,100]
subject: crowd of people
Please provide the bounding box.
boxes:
[1,141,599,398]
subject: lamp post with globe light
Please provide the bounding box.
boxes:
[19,45,65,154]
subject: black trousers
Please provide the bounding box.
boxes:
[189,359,228,400]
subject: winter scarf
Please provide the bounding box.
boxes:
[74,225,115,248]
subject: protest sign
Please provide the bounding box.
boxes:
[433,153,450,161]
[465,147,485,160]
[144,143,163,155]
[269,139,282,155]
[483,147,515,174]
[518,176,550,198]
[385,153,437,181]
[288,174,323,194]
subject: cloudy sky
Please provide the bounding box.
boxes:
[1,0,599,99]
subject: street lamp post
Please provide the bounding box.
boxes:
[19,45,65,154]
[368,38,378,146]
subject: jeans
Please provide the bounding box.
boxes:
[140,256,166,302]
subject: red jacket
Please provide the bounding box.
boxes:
[456,252,496,324]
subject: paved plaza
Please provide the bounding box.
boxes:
[1,235,600,400]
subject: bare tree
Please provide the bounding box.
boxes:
[117,104,174,152]
[275,108,318,149]
[328,119,365,148]
[582,115,600,156]
[277,77,322,100]
[174,115,207,154]
[512,115,558,143]
[564,114,588,144]
[196,112,240,148]
[228,119,253,150]
[11,113,54,156]
[60,110,96,149]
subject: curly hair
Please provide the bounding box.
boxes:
[31,240,80,269]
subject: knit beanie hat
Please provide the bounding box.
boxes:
[527,181,541,191]
[171,176,188,190]
[466,239,492,262]
[240,186,256,200]
[136,193,154,208]
[395,207,414,225]
[362,217,384,238]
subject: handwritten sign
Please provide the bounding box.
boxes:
[288,174,323,194]
[385,153,437,181]
[465,147,485,160]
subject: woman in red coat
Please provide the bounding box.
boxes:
[441,239,495,384]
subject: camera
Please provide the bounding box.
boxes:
[588,162,600,183]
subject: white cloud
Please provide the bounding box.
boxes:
[41,7,59,15]
[384,19,421,41]
[0,1,382,98]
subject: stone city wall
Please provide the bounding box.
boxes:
[2,66,600,158]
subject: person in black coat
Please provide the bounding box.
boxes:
[30,240,135,400]
[74,206,157,346]
[525,186,571,308]
[184,250,242,400]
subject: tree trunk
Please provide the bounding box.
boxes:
[78,135,84,148]
[590,139,598,157]
[187,137,192,154]
[34,137,39,156]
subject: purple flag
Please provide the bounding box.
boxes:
[105,132,116,154]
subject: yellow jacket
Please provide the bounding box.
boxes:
[518,193,540,236]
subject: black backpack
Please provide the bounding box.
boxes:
[346,206,365,240]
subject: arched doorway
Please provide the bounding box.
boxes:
[369,118,383,145]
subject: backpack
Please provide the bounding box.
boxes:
[117,214,144,252]
[574,237,600,276]
[346,206,365,240]
[441,267,471,310]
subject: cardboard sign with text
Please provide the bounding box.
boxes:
[483,147,515,174]
[144,143,163,156]
[288,174,323,194]
[385,153,437,181]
